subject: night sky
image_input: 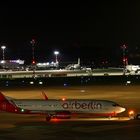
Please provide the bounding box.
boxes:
[0,1,140,66]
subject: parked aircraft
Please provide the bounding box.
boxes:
[65,58,81,70]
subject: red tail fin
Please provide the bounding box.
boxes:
[42,91,48,100]
[0,92,7,101]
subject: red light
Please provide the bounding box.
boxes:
[31,39,35,44]
[30,39,36,47]
[123,44,127,49]
[32,60,36,64]
[52,118,59,122]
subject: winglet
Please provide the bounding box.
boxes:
[42,91,48,100]
[0,92,7,101]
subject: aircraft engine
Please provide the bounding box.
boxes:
[54,111,71,119]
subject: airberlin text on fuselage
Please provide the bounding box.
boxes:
[62,101,102,110]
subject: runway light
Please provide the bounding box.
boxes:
[128,110,135,120]
[62,97,66,101]
[64,83,67,87]
[127,81,131,84]
[80,90,85,93]
[129,110,134,115]
[126,81,131,86]
[39,81,43,85]
[30,81,34,84]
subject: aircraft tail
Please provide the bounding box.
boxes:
[0,92,23,113]
[0,92,7,101]
[78,58,80,65]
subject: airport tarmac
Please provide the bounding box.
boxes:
[0,85,140,140]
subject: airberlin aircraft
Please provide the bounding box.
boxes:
[0,92,126,121]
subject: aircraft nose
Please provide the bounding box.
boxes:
[120,107,126,113]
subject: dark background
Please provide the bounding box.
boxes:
[0,1,140,66]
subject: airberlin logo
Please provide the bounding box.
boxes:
[62,101,102,110]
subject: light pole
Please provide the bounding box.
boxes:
[1,45,6,61]
[121,44,128,67]
[54,51,59,63]
[121,44,128,74]
[30,39,36,64]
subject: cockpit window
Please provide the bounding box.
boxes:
[112,103,120,107]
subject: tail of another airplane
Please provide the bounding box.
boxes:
[42,91,48,100]
[78,58,80,65]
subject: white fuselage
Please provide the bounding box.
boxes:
[13,99,125,115]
